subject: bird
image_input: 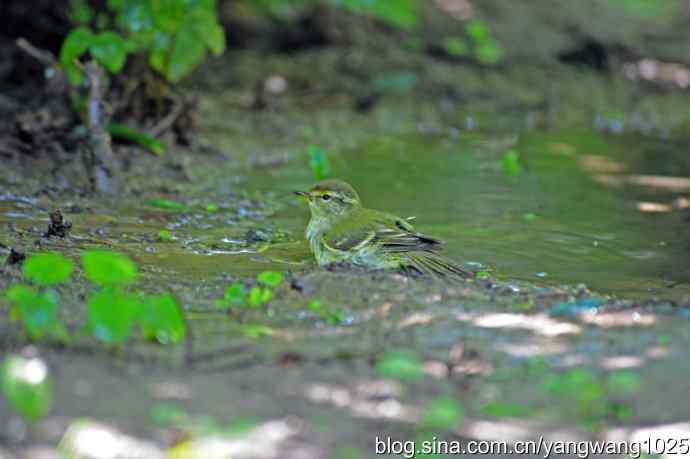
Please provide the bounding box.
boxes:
[294,179,472,279]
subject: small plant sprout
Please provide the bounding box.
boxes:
[2,354,53,424]
[420,397,464,431]
[5,252,73,341]
[308,145,332,180]
[376,351,425,381]
[501,149,522,177]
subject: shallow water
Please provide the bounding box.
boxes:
[240,127,690,299]
[1,126,688,300]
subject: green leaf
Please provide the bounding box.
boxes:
[109,122,165,155]
[249,286,272,306]
[6,285,68,341]
[340,0,418,28]
[158,230,173,241]
[89,32,128,73]
[87,288,141,344]
[481,402,531,418]
[307,300,322,312]
[60,27,95,85]
[465,20,490,41]
[324,309,346,325]
[166,19,207,83]
[420,397,463,430]
[607,372,641,395]
[144,198,188,211]
[308,145,331,180]
[192,9,225,55]
[219,282,245,309]
[2,355,53,423]
[475,39,503,65]
[443,37,468,57]
[141,293,186,344]
[149,31,172,75]
[81,250,138,287]
[501,149,522,177]
[376,351,424,381]
[23,253,74,286]
[257,271,283,288]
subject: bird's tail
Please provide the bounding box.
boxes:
[402,251,473,280]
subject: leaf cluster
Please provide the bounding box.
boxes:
[3,251,186,346]
[61,0,226,85]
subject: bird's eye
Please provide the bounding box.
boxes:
[322,194,331,201]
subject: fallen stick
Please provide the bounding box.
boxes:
[16,38,57,66]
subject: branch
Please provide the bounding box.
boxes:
[16,38,57,66]
[85,61,118,194]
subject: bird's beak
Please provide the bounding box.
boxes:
[293,191,309,200]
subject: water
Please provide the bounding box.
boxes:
[245,128,690,299]
[1,127,688,299]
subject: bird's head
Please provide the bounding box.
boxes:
[295,179,361,219]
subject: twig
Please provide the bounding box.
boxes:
[16,38,57,66]
[84,61,118,194]
[148,97,187,138]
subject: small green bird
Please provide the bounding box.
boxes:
[295,179,472,279]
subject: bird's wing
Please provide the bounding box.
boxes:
[324,210,442,253]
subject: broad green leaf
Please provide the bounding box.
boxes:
[23,253,74,286]
[89,32,128,73]
[420,397,463,430]
[109,122,165,155]
[257,271,283,288]
[166,19,206,83]
[6,284,37,305]
[115,0,155,34]
[2,355,53,422]
[87,288,140,344]
[141,293,186,344]
[6,285,68,340]
[249,286,272,306]
[60,27,94,84]
[149,31,172,75]
[151,0,186,33]
[376,351,424,381]
[81,250,138,286]
[192,9,225,55]
[219,282,245,309]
